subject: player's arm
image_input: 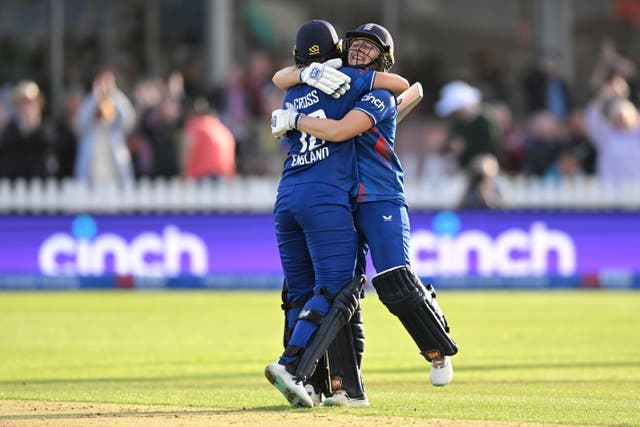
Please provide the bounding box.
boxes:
[273,86,418,140]
[298,110,373,142]
[272,59,350,98]
[273,62,408,96]
[271,103,373,142]
[373,72,409,95]
[272,66,300,90]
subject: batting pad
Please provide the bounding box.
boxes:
[295,275,366,381]
[372,266,458,360]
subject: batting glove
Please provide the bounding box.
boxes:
[300,58,351,99]
[271,103,302,139]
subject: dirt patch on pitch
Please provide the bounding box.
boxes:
[0,400,581,426]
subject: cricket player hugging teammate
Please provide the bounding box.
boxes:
[265,19,458,409]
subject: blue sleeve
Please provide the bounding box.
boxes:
[341,67,375,97]
[353,89,396,125]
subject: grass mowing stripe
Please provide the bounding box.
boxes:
[0,290,638,425]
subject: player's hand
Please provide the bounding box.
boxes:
[300,58,351,99]
[271,103,302,139]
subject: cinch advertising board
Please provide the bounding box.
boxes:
[1,211,638,289]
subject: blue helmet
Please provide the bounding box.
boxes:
[293,20,342,67]
[345,23,395,72]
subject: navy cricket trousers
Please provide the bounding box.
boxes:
[274,182,358,361]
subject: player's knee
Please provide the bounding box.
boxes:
[373,266,424,315]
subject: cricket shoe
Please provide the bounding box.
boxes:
[304,383,323,407]
[430,355,453,386]
[265,361,314,408]
[323,390,370,407]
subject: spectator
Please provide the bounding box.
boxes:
[128,75,176,177]
[131,96,182,179]
[244,51,273,118]
[565,110,597,175]
[584,88,640,183]
[131,76,165,117]
[489,101,527,175]
[590,38,638,105]
[544,145,584,183]
[522,50,573,120]
[210,64,251,175]
[0,86,10,134]
[458,154,503,209]
[241,51,278,175]
[522,111,566,177]
[436,80,501,172]
[422,122,457,182]
[54,86,84,179]
[182,98,236,180]
[74,69,136,186]
[0,80,55,180]
[132,78,183,178]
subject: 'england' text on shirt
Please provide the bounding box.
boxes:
[291,146,330,166]
[293,90,320,110]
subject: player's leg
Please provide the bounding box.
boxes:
[372,266,457,385]
[293,274,365,382]
[352,238,368,372]
[267,184,359,407]
[265,188,317,408]
[358,201,457,385]
[355,201,410,272]
[322,301,369,406]
[281,280,329,406]
[284,184,359,368]
[323,237,368,407]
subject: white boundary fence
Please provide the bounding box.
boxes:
[1,175,639,213]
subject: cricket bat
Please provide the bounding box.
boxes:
[396,82,423,123]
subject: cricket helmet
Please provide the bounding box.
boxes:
[345,23,395,72]
[293,20,342,67]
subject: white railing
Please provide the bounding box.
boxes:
[497,175,640,209]
[0,175,639,213]
[404,174,640,210]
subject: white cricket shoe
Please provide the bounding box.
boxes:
[264,362,314,408]
[430,355,453,386]
[304,383,322,407]
[323,390,370,407]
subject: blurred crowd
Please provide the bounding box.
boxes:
[0,51,285,186]
[397,39,640,208]
[1,41,639,210]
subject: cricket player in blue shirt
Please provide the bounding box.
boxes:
[272,23,458,406]
[264,19,410,408]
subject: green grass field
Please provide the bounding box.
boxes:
[1,290,639,426]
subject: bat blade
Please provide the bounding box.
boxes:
[396,82,423,123]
